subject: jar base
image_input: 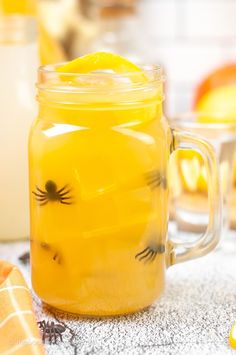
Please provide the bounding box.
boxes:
[42,301,153,318]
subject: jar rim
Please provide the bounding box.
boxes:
[38,63,163,80]
[37,63,164,95]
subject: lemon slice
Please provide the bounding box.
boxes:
[229,323,236,349]
[180,157,201,192]
[197,165,207,192]
[57,52,147,83]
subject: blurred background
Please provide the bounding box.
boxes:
[1,0,236,239]
[1,0,234,117]
[34,0,236,116]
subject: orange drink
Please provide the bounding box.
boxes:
[29,53,221,316]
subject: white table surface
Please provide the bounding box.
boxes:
[1,231,236,355]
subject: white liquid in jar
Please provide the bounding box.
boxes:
[0,42,38,240]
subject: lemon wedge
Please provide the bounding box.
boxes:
[179,156,229,194]
[57,52,147,83]
[197,165,208,192]
[229,323,236,349]
[180,157,201,192]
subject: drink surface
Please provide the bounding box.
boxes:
[30,56,170,315]
[0,41,37,240]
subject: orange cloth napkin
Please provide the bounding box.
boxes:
[0,260,45,355]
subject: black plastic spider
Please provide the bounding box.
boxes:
[38,320,66,344]
[18,251,30,265]
[39,242,62,264]
[145,170,167,190]
[135,244,165,263]
[32,180,72,206]
[52,252,62,264]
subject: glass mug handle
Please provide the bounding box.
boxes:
[168,129,222,265]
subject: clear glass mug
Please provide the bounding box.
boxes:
[170,112,236,235]
[29,65,221,316]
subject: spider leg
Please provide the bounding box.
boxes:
[56,329,63,342]
[135,247,149,259]
[36,186,46,194]
[146,175,161,184]
[52,253,62,264]
[53,253,59,261]
[53,328,57,344]
[146,173,160,181]
[60,196,72,200]
[57,185,68,194]
[38,320,45,329]
[153,251,158,261]
[42,329,46,343]
[147,251,157,263]
[146,171,167,190]
[41,242,50,250]
[146,175,160,182]
[136,248,152,262]
[60,201,72,205]
[146,176,161,182]
[32,191,46,198]
[36,197,47,202]
[140,249,153,262]
[48,328,52,345]
[143,250,153,263]
[59,189,71,197]
[44,321,50,343]
[48,322,53,344]
[145,171,162,186]
[39,200,49,206]
[148,180,162,188]
[38,320,47,343]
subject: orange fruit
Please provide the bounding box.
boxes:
[193,63,236,108]
[196,85,236,123]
